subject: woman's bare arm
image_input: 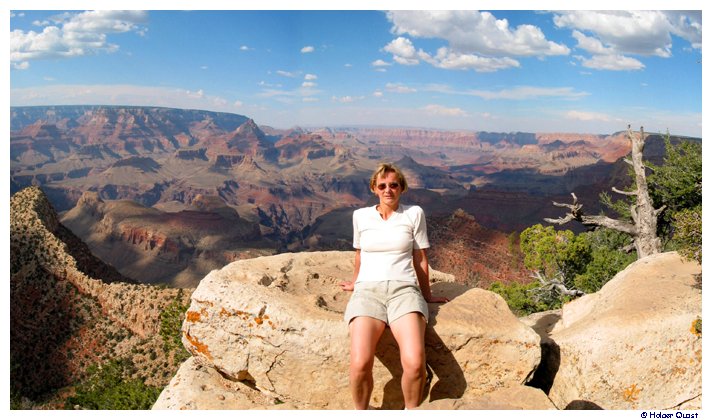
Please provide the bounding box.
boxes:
[340,249,360,291]
[413,249,448,303]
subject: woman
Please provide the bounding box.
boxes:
[340,163,448,410]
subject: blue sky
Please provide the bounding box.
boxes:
[8,6,703,136]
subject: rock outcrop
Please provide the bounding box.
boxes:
[154,251,542,409]
[548,252,702,409]
[154,248,703,410]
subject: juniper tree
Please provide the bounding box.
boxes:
[545,126,665,259]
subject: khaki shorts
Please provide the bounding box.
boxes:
[344,280,429,325]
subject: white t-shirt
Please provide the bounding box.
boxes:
[352,204,430,283]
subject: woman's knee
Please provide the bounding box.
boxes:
[350,351,375,375]
[400,350,425,375]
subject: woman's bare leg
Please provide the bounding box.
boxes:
[389,312,427,409]
[348,316,386,409]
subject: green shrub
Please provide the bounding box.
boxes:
[573,228,637,293]
[574,247,636,293]
[65,359,161,410]
[489,281,556,317]
[672,206,701,264]
[520,224,592,286]
[159,290,190,363]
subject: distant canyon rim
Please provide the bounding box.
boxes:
[10,105,696,286]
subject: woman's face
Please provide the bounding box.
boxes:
[374,171,402,207]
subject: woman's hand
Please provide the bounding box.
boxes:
[340,281,355,292]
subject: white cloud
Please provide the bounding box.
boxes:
[258,81,282,88]
[385,82,416,94]
[665,11,702,49]
[480,112,496,120]
[371,59,391,67]
[332,95,365,103]
[11,10,148,67]
[13,61,30,70]
[420,47,520,72]
[303,97,319,103]
[240,45,251,51]
[422,104,467,117]
[344,63,353,68]
[553,11,701,72]
[565,110,620,122]
[276,70,296,78]
[63,11,147,34]
[580,54,644,71]
[555,11,679,57]
[571,30,609,55]
[425,84,589,101]
[565,110,612,122]
[258,80,321,101]
[200,65,208,70]
[304,74,318,80]
[11,84,242,114]
[258,89,293,99]
[383,37,420,65]
[373,90,383,98]
[569,29,645,71]
[301,45,315,53]
[387,11,570,57]
[383,11,567,72]
[186,89,205,99]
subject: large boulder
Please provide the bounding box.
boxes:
[155,251,541,409]
[548,252,702,409]
[417,385,556,410]
[152,357,298,410]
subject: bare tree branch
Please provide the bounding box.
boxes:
[612,186,637,196]
[544,125,662,258]
[622,242,636,253]
[654,205,667,217]
[543,215,577,225]
[580,215,636,235]
[529,271,585,301]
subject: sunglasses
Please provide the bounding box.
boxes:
[376,182,400,190]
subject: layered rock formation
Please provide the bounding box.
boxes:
[61,191,272,287]
[548,252,702,409]
[154,251,543,409]
[427,208,529,287]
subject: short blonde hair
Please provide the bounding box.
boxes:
[369,163,408,193]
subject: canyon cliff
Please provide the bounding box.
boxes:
[11,105,700,290]
[10,186,193,407]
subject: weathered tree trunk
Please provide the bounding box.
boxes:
[545,126,664,259]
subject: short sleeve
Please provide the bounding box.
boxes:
[412,206,430,250]
[352,210,361,249]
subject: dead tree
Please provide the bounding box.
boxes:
[529,271,585,302]
[544,126,665,259]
